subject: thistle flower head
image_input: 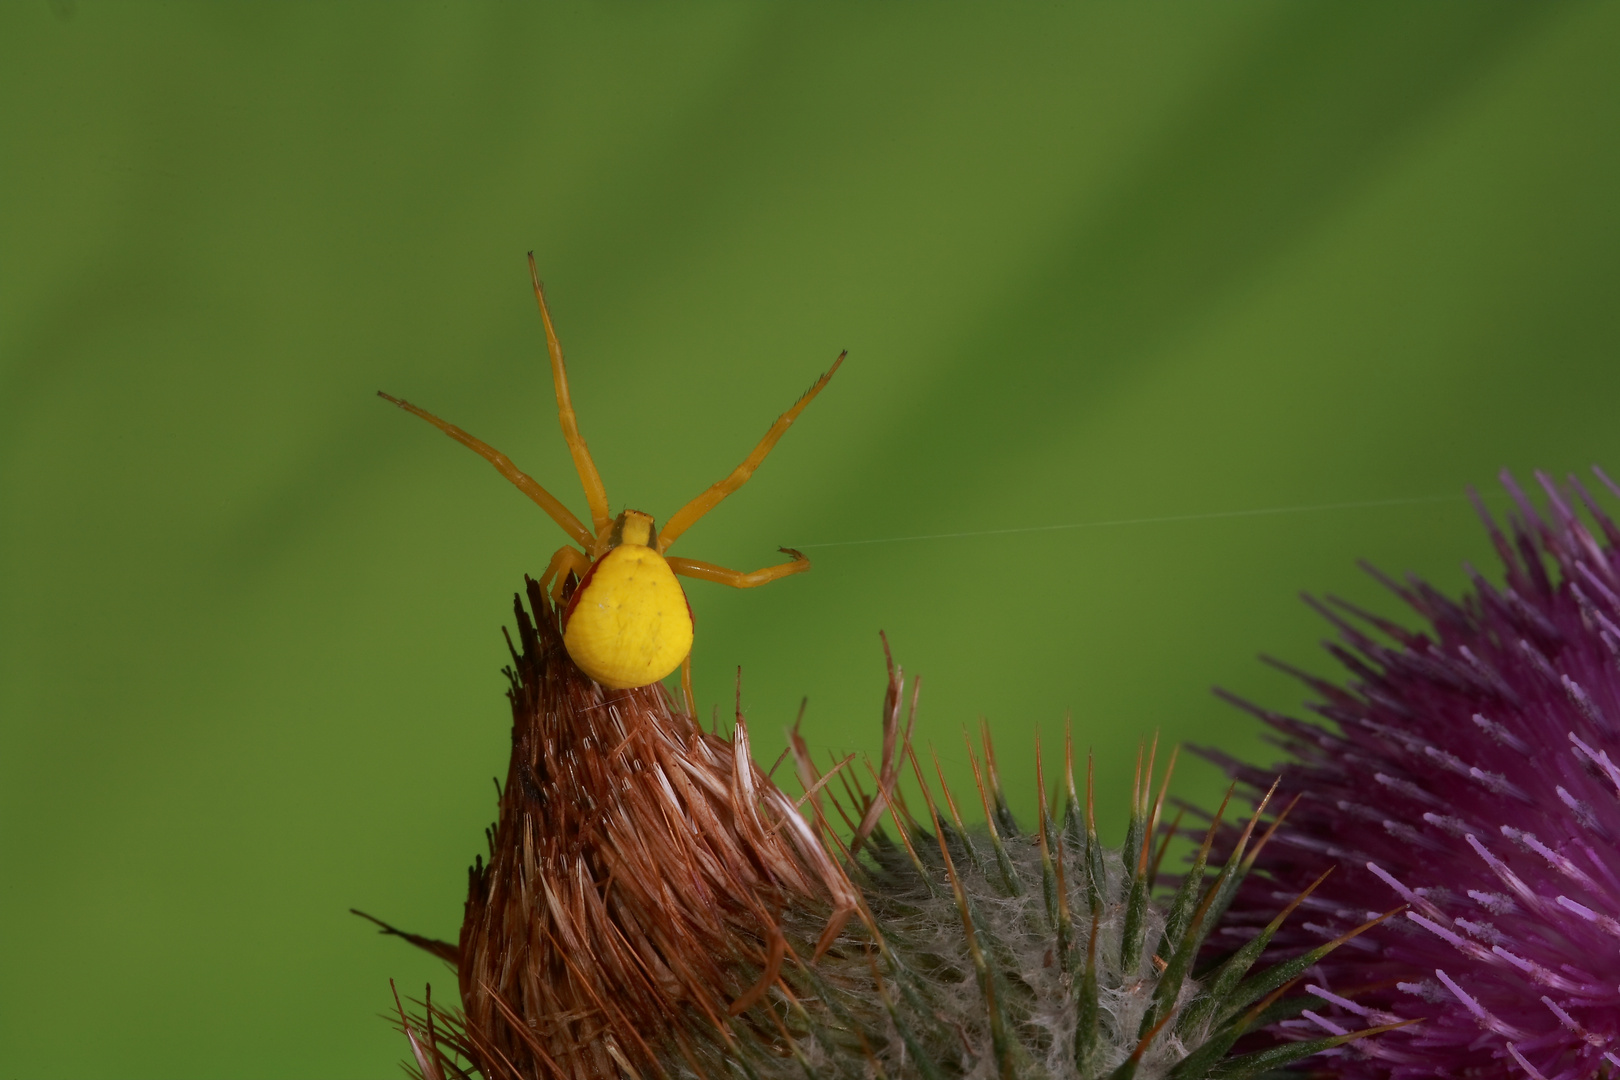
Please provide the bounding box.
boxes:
[399,576,857,1080]
[1206,469,1620,1079]
[376,581,1403,1079]
[370,569,1432,1075]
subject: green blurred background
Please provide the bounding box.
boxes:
[3,2,1619,1075]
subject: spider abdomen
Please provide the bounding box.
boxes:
[562,545,694,689]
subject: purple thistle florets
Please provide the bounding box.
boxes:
[1203,469,1620,1080]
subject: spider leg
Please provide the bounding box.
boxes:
[538,544,593,606]
[680,652,695,720]
[666,548,811,589]
[527,253,612,542]
[656,351,845,553]
[378,392,593,547]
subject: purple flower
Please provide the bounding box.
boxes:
[1205,469,1620,1080]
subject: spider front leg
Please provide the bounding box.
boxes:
[377,392,594,548]
[656,352,844,554]
[665,548,811,589]
[527,253,613,543]
[538,544,593,605]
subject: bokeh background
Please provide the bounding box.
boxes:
[4,2,1619,1076]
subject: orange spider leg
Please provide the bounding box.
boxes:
[666,548,812,589]
[679,653,695,720]
[377,392,593,548]
[538,544,594,605]
[527,253,612,544]
[656,351,846,554]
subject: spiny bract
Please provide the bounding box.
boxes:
[1204,469,1620,1079]
[367,580,1403,1080]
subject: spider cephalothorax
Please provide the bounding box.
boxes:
[380,254,842,711]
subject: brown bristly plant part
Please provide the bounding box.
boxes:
[374,577,859,1079]
[365,579,1418,1079]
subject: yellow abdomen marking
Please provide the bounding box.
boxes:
[563,544,694,689]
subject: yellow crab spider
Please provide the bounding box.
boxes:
[379,254,843,717]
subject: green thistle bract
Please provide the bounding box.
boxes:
[365,580,1407,1080]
